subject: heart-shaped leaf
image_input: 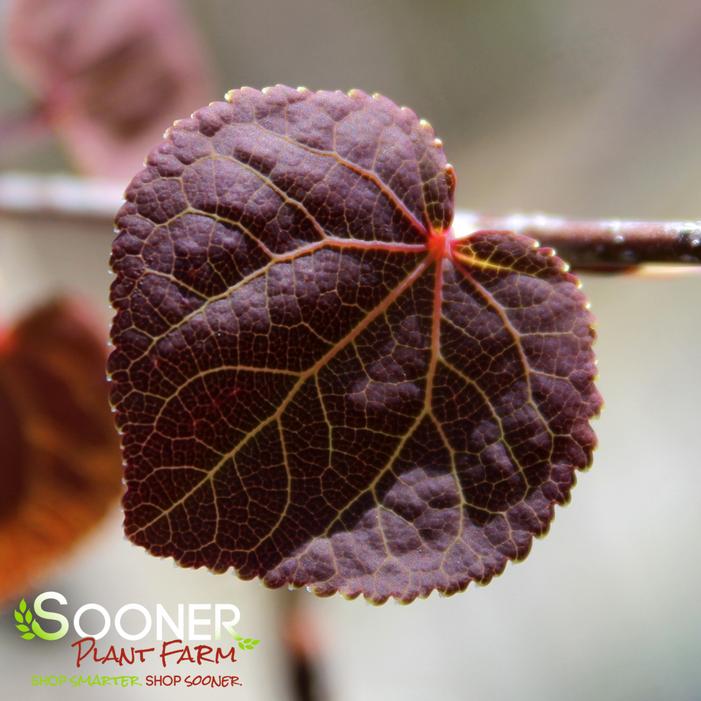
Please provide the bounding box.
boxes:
[0,298,121,602]
[109,86,601,603]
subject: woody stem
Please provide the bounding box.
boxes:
[0,174,699,272]
[454,212,701,271]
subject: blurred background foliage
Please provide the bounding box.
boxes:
[3,0,701,216]
[0,2,700,700]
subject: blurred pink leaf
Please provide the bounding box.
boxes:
[4,0,214,179]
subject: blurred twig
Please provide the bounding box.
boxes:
[0,173,122,223]
[454,211,701,271]
[280,591,330,701]
[1,174,700,271]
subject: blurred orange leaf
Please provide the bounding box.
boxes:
[0,297,121,602]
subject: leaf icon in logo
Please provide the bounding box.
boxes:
[14,598,35,640]
[233,634,261,651]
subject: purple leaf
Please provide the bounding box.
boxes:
[109,86,602,603]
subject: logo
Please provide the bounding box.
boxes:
[11,592,260,690]
[13,592,259,650]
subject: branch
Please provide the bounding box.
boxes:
[0,174,699,272]
[454,211,701,271]
[0,172,123,223]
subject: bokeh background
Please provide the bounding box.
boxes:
[1,1,700,699]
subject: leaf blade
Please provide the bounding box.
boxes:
[110,87,601,603]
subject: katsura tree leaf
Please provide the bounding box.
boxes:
[0,298,122,603]
[109,86,602,603]
[4,0,213,179]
